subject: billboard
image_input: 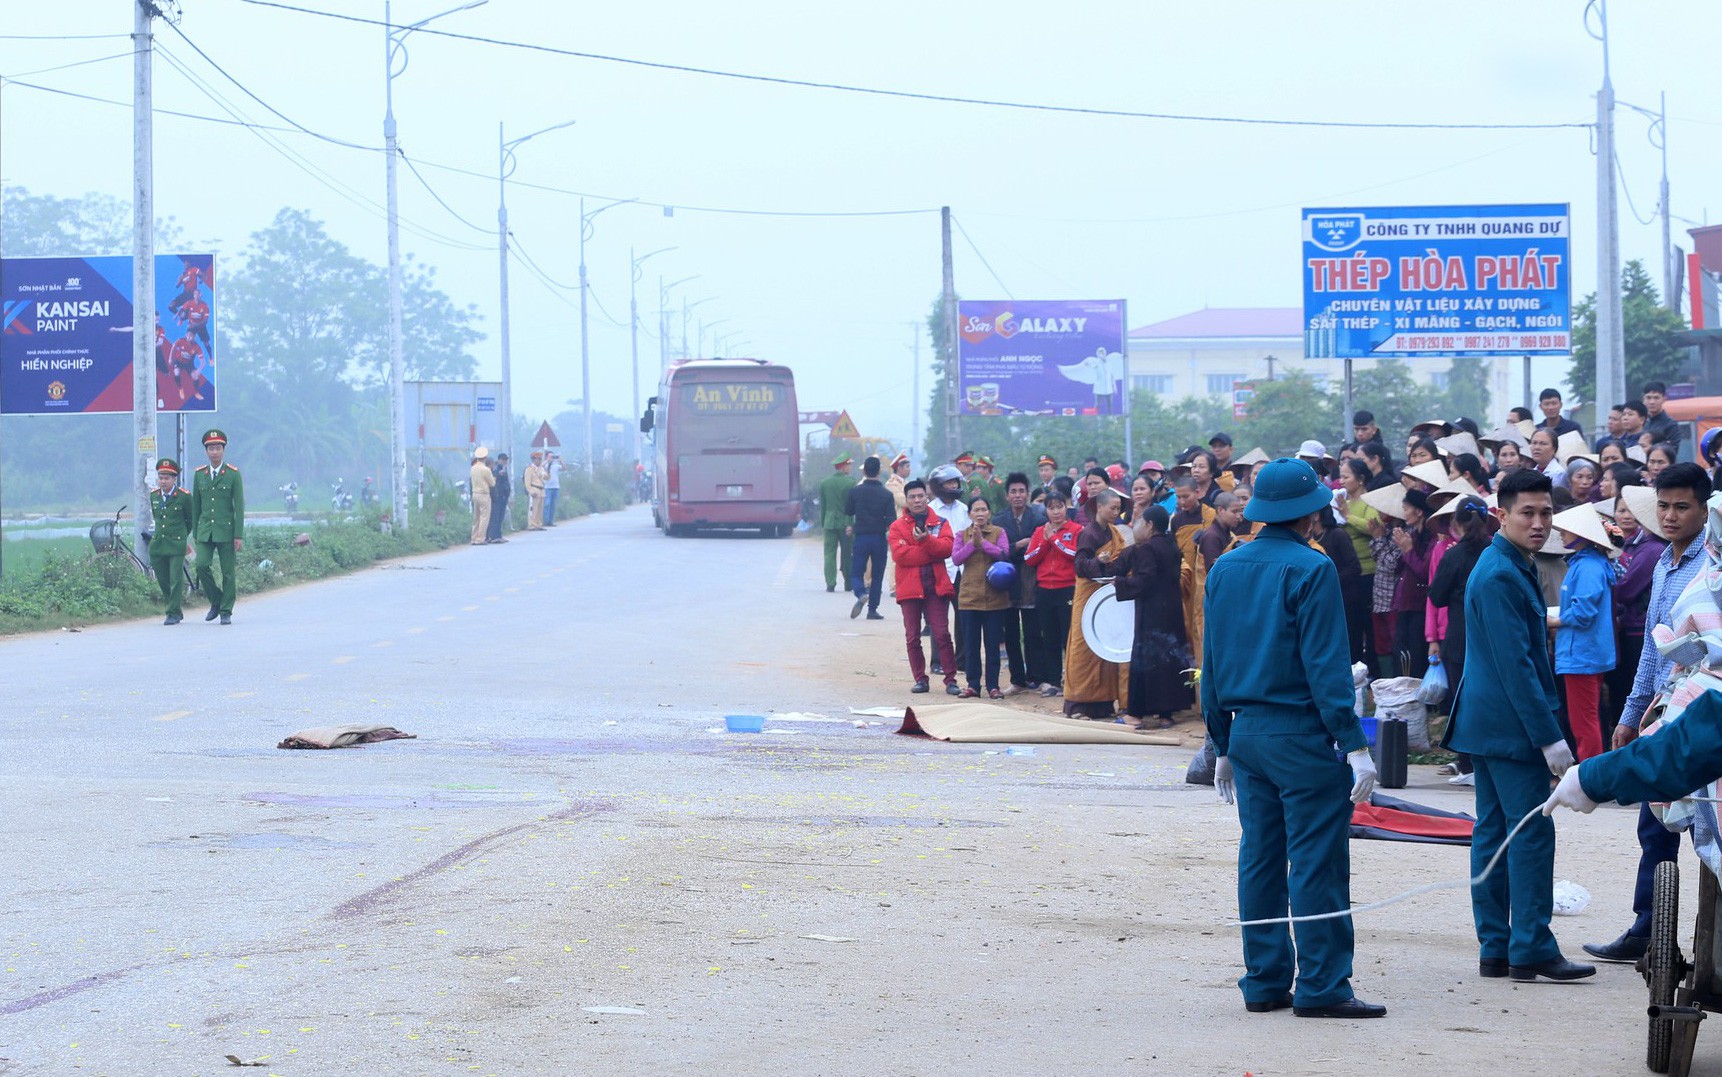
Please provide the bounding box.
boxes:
[1,253,217,414]
[956,299,1127,415]
[1302,204,1569,359]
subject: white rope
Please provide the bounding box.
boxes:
[1233,803,1549,928]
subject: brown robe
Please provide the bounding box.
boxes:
[1064,521,1130,717]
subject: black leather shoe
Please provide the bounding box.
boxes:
[219,613,232,625]
[1294,997,1387,1019]
[851,598,865,619]
[910,679,929,694]
[163,615,176,626]
[826,584,836,593]
[866,611,885,620]
[1509,957,1596,982]
[945,683,960,696]
[1583,933,1648,963]
[1479,958,1509,978]
[204,605,220,622]
[1245,995,1293,1013]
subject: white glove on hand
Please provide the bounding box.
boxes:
[1541,740,1576,778]
[1214,757,1235,805]
[1347,749,1377,804]
[1542,766,1599,815]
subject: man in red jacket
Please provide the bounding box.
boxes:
[889,478,959,695]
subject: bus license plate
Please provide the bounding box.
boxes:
[726,485,743,496]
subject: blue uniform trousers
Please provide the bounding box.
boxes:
[1230,725,1356,1008]
[850,533,888,611]
[1470,755,1560,965]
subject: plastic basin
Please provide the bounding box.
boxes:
[1359,715,1379,746]
[724,714,766,733]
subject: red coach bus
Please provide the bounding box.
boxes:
[641,359,801,536]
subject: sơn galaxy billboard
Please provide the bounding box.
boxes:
[956,299,1127,416]
[1,253,217,415]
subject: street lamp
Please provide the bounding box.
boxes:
[682,296,717,359]
[385,0,487,528]
[699,318,729,358]
[659,274,698,372]
[630,246,675,463]
[579,196,638,476]
[715,331,741,358]
[499,117,576,468]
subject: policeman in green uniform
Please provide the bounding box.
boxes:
[192,428,245,624]
[149,458,196,625]
[1202,458,1385,1019]
[820,454,857,592]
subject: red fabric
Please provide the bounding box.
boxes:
[1565,671,1605,760]
[888,510,954,601]
[1350,802,1474,840]
[900,597,956,685]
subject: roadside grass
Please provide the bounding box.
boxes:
[0,465,632,636]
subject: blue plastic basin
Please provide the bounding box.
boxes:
[724,714,766,733]
[1359,715,1379,746]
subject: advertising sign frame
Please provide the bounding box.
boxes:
[955,299,1128,416]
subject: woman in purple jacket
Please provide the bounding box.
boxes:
[1392,488,1436,678]
[1604,489,1666,742]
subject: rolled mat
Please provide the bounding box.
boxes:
[897,704,1178,745]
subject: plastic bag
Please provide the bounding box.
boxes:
[1370,677,1431,751]
[1185,736,1217,786]
[1416,658,1449,706]
[1552,880,1591,916]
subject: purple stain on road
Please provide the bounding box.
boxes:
[0,965,144,1016]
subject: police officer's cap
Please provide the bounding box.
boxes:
[1244,458,1333,524]
[201,428,227,446]
[156,457,180,475]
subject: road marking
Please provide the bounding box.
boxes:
[286,673,310,682]
[407,627,426,635]
[227,691,255,699]
[771,543,805,590]
[154,710,192,722]
[461,605,479,612]
[436,615,456,622]
[332,656,354,665]
[372,640,394,648]
[504,587,520,593]
[484,596,499,602]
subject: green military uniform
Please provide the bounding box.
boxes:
[149,459,196,623]
[819,458,857,591]
[192,429,245,620]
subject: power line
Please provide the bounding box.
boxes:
[951,215,1012,299]
[239,0,1588,133]
[1614,150,1658,227]
[400,152,492,234]
[0,33,132,41]
[1,50,139,81]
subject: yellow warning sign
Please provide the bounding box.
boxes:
[830,410,861,440]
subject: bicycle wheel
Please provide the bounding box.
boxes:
[1649,859,1682,1073]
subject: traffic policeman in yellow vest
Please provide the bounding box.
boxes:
[1202,457,1385,1019]
[149,457,196,625]
[192,428,245,624]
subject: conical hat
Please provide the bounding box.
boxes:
[1479,424,1529,450]
[1435,431,1481,459]
[1402,461,1451,489]
[1361,484,1406,520]
[1539,530,1571,556]
[1432,489,1495,520]
[1229,447,1270,471]
[1411,418,1452,437]
[1556,430,1590,465]
[1515,419,1537,440]
[1552,503,1619,557]
[1618,483,1667,539]
[1426,476,1480,508]
[1627,444,1648,464]
[1596,496,1617,520]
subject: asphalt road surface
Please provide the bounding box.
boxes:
[0,506,1703,1075]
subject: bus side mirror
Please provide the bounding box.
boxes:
[639,411,654,434]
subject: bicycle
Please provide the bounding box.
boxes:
[89,505,200,598]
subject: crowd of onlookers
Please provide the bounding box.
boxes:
[818,380,1720,760]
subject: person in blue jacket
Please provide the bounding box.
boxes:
[1549,504,1619,761]
[1442,468,1594,983]
[1202,458,1385,1020]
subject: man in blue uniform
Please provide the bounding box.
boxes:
[1202,458,1384,1019]
[1442,468,1593,982]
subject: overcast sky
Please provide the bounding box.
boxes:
[2,0,1715,446]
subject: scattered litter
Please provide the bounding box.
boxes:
[852,721,868,728]
[1004,746,1037,757]
[1552,879,1591,915]
[850,706,906,718]
[1085,771,1116,778]
[770,712,839,722]
[657,703,673,708]
[582,1006,647,1016]
[724,715,766,733]
[603,720,618,726]
[505,976,522,983]
[731,939,763,945]
[800,934,856,943]
[145,797,172,803]
[224,1057,267,1068]
[60,626,81,633]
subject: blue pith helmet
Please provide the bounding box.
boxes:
[985,561,1018,590]
[1244,457,1332,524]
[1702,427,1722,466]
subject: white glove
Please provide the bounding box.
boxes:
[1214,756,1235,805]
[1542,766,1599,815]
[1347,748,1377,804]
[1541,740,1575,778]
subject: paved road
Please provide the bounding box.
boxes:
[0,506,1692,1075]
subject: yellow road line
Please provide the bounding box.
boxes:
[227,691,255,699]
[154,710,192,722]
[285,673,310,682]
[436,615,456,622]
[332,656,354,665]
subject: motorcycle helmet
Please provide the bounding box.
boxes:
[984,561,1017,591]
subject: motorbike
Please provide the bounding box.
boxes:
[280,481,299,516]
[330,478,354,512]
[360,477,379,508]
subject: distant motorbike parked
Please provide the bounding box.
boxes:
[279,481,300,516]
[330,478,354,512]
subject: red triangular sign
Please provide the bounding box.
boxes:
[831,410,860,440]
[532,422,561,448]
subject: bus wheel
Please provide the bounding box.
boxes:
[773,524,792,538]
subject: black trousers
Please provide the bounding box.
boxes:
[1003,606,1042,686]
[1347,575,1374,665]
[1603,632,1643,746]
[1036,586,1074,689]
[486,493,510,541]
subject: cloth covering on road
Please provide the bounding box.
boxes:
[896,704,1177,745]
[276,724,418,750]
[1349,792,1474,845]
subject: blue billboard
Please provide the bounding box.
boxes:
[1302,204,1569,359]
[1,253,216,415]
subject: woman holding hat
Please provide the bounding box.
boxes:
[1548,505,1621,761]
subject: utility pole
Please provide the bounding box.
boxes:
[499,119,575,470]
[630,246,674,462]
[132,0,157,566]
[1658,92,1673,310]
[1590,0,1625,426]
[940,207,960,460]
